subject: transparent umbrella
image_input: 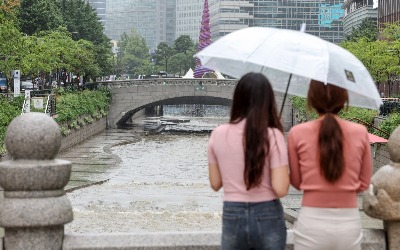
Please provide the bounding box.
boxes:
[195,27,383,115]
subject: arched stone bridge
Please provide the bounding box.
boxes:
[97,78,293,131]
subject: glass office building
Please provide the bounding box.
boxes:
[342,0,377,37]
[86,0,106,27]
[209,0,345,44]
[176,0,205,42]
[105,0,176,52]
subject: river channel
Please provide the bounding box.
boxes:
[64,105,230,233]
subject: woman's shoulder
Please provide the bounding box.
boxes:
[338,118,368,134]
[211,122,235,134]
[288,120,318,134]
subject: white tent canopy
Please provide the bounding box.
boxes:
[182,68,194,78]
[215,71,225,79]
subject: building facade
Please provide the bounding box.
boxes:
[342,0,377,36]
[175,0,205,42]
[105,0,176,52]
[208,0,345,44]
[378,0,400,28]
[86,0,107,27]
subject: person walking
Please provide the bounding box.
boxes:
[208,72,290,250]
[288,80,372,250]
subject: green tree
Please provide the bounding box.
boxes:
[169,53,186,75]
[118,29,150,76]
[154,42,174,72]
[380,22,400,41]
[0,0,20,23]
[346,18,378,42]
[174,35,194,55]
[0,19,25,82]
[59,0,113,78]
[19,0,64,35]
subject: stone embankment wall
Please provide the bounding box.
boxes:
[0,116,107,161]
[60,117,107,152]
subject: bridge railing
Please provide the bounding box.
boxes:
[95,78,238,88]
[0,112,394,250]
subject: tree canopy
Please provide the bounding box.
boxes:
[116,29,150,76]
[19,0,64,35]
[346,18,378,42]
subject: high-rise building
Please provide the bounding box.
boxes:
[342,0,377,36]
[378,0,400,28]
[166,0,177,45]
[176,0,204,42]
[105,0,176,52]
[86,0,107,27]
[209,0,345,44]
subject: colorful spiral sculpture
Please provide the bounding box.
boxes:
[194,0,213,78]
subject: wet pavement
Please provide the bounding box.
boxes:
[59,128,383,233]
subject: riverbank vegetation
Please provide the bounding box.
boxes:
[0,88,111,153]
[55,87,111,136]
[290,96,397,137]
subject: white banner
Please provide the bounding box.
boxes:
[32,97,43,109]
[24,90,31,113]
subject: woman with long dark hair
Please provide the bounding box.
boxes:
[288,80,372,250]
[208,72,289,250]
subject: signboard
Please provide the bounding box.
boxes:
[13,78,20,97]
[32,97,44,109]
[318,3,344,27]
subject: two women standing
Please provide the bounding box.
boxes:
[208,73,372,250]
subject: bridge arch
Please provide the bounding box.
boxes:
[99,78,292,131]
[117,96,232,127]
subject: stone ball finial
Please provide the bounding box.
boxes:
[388,126,400,163]
[4,112,61,160]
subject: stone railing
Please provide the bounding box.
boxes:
[96,78,238,88]
[0,112,397,249]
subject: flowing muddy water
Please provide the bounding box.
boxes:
[65,106,230,233]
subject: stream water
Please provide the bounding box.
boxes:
[65,105,230,233]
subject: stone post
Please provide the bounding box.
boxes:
[363,125,400,250]
[0,113,73,250]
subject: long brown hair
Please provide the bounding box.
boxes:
[230,72,283,190]
[307,80,349,182]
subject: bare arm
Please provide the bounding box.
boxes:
[209,163,222,191]
[271,165,290,197]
[288,132,301,189]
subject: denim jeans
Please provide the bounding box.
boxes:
[221,200,286,250]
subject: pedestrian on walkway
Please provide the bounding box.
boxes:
[208,72,290,250]
[288,80,372,250]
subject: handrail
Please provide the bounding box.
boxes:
[348,117,390,138]
[45,94,51,115]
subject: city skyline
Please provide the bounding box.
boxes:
[84,0,396,51]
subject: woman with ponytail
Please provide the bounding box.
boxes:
[288,80,372,250]
[208,72,289,250]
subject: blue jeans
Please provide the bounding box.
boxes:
[221,200,286,250]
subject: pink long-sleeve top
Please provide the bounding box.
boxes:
[288,117,372,208]
[208,119,288,202]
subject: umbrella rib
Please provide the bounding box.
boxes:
[279,74,293,118]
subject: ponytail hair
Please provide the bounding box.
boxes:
[307,80,348,182]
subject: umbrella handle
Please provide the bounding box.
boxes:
[279,74,293,119]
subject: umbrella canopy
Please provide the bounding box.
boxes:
[195,27,382,110]
[368,133,388,144]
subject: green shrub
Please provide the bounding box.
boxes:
[378,113,400,138]
[290,96,378,133]
[0,95,24,153]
